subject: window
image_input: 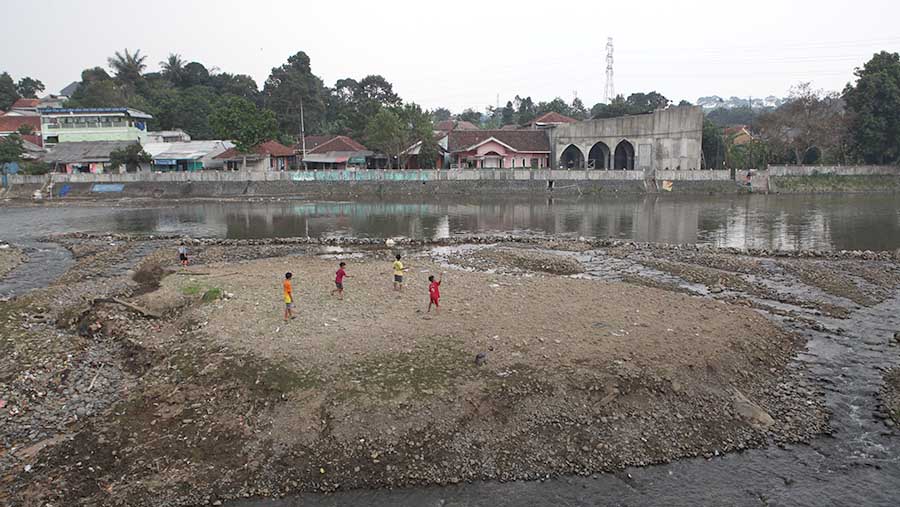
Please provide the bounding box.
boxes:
[531,158,538,169]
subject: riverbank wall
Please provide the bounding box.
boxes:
[1,169,739,199]
[767,165,900,193]
[3,166,898,200]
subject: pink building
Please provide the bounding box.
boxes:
[447,130,550,169]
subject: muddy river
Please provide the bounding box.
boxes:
[1,194,899,506]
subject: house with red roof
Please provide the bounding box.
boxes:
[434,119,480,132]
[297,135,380,169]
[447,129,551,169]
[0,116,42,146]
[7,98,41,115]
[523,112,578,128]
[214,140,297,171]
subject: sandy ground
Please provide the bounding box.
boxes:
[171,255,789,382]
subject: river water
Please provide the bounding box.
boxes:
[1,194,899,505]
[2,193,900,251]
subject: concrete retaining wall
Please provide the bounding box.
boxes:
[767,165,900,176]
[764,165,900,193]
[1,169,740,199]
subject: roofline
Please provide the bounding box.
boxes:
[464,136,521,153]
[38,107,153,119]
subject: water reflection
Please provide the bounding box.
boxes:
[2,193,899,251]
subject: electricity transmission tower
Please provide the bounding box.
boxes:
[604,37,615,104]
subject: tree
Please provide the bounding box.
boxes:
[16,77,44,98]
[209,73,259,101]
[431,108,452,122]
[591,95,631,119]
[365,109,405,169]
[625,91,670,111]
[400,103,437,168]
[160,53,186,86]
[843,51,900,164]
[67,79,129,107]
[759,83,846,165]
[515,96,536,125]
[182,62,210,88]
[0,72,19,110]
[500,101,516,126]
[536,97,573,117]
[17,123,35,136]
[571,97,588,120]
[591,92,671,119]
[707,106,762,128]
[210,95,278,153]
[457,108,482,125]
[358,75,401,108]
[109,143,151,173]
[263,51,327,136]
[108,48,147,85]
[701,119,724,169]
[0,134,24,166]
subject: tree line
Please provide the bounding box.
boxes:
[701,51,900,169]
[3,49,900,168]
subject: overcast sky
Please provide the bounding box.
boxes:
[3,0,899,112]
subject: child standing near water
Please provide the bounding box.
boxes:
[427,272,443,314]
[283,272,295,321]
[331,262,350,300]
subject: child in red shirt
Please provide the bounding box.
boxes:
[331,262,350,300]
[427,272,443,314]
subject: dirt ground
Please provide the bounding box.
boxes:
[2,236,856,506]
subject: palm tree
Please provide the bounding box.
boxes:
[108,48,147,85]
[160,53,185,86]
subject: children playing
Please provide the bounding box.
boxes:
[392,254,408,291]
[427,272,444,314]
[331,262,350,300]
[283,272,295,321]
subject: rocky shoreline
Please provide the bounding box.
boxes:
[1,234,898,506]
[0,245,23,280]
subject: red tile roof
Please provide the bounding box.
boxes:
[448,130,550,153]
[530,112,577,125]
[0,116,41,134]
[215,140,296,159]
[11,98,41,109]
[298,135,334,152]
[435,120,480,131]
[308,135,367,154]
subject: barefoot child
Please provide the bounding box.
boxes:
[392,254,408,291]
[331,262,350,300]
[283,272,295,321]
[427,272,443,314]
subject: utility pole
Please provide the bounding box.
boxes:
[604,37,615,104]
[299,96,307,170]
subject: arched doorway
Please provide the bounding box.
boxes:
[613,140,635,170]
[588,142,610,170]
[560,144,584,169]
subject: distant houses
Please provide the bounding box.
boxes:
[214,141,297,171]
[1,81,704,173]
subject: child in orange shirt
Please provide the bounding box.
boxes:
[283,272,295,321]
